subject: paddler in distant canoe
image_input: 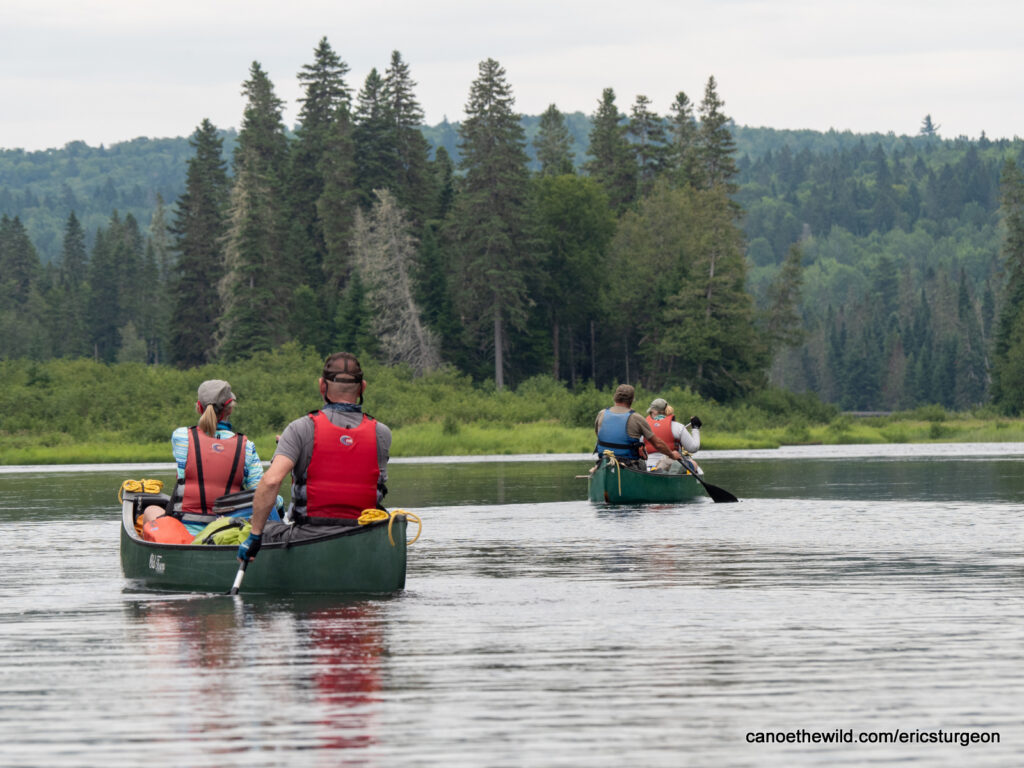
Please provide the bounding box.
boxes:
[644,398,702,474]
[594,384,681,471]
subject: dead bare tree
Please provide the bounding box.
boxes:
[351,189,441,373]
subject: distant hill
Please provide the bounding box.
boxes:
[1,117,1021,266]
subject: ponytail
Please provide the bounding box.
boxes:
[197,404,219,437]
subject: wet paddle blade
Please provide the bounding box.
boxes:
[699,478,739,503]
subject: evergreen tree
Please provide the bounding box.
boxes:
[658,184,766,398]
[431,145,456,221]
[384,50,433,228]
[87,216,126,361]
[0,214,39,304]
[954,267,987,407]
[50,211,91,358]
[59,211,88,289]
[218,63,291,361]
[627,94,668,196]
[353,68,396,207]
[317,103,359,290]
[990,159,1024,411]
[697,76,739,192]
[762,243,806,354]
[169,119,230,368]
[447,58,534,390]
[146,197,172,363]
[0,215,48,358]
[584,88,636,213]
[332,269,377,357]
[534,104,574,176]
[414,223,461,363]
[532,175,614,381]
[668,90,700,187]
[920,114,941,137]
[287,37,353,289]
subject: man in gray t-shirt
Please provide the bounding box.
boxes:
[237,352,391,563]
[275,407,392,492]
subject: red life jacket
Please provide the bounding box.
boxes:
[644,414,676,455]
[305,411,380,520]
[181,427,247,516]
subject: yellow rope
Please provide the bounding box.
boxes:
[118,478,164,502]
[357,508,423,547]
[602,450,623,496]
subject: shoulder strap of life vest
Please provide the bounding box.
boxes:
[222,433,246,495]
[189,426,209,516]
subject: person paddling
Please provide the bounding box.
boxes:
[594,384,680,471]
[644,398,701,473]
[237,353,392,564]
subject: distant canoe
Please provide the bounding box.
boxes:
[119,491,408,594]
[587,455,705,504]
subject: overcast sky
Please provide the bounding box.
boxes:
[2,0,1022,152]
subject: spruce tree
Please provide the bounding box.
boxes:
[697,76,739,193]
[169,119,230,368]
[628,94,669,196]
[87,216,123,361]
[584,88,636,213]
[534,104,574,176]
[668,91,700,187]
[447,58,534,390]
[990,159,1024,411]
[288,37,352,288]
[51,211,91,357]
[353,68,396,207]
[384,51,432,228]
[532,174,614,381]
[218,62,291,361]
[318,105,359,290]
[762,244,806,354]
[0,215,48,358]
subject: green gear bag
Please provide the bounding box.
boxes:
[192,516,252,546]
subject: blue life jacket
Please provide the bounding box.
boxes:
[596,408,642,458]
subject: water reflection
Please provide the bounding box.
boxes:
[125,596,391,755]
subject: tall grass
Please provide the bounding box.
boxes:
[3,345,1024,464]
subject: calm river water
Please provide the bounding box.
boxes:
[2,444,1023,767]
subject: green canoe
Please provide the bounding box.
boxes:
[120,491,409,594]
[587,454,706,504]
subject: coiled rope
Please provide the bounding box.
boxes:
[601,450,623,496]
[357,508,422,547]
[118,478,165,502]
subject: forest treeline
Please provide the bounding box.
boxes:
[3,37,1024,414]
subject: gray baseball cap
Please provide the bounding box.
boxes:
[197,379,235,411]
[647,397,668,414]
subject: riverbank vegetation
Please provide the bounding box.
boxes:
[4,37,1024,418]
[2,349,1023,465]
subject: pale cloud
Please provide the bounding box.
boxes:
[1,0,1021,151]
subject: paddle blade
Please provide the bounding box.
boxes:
[701,479,739,503]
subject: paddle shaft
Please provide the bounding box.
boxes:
[227,559,248,595]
